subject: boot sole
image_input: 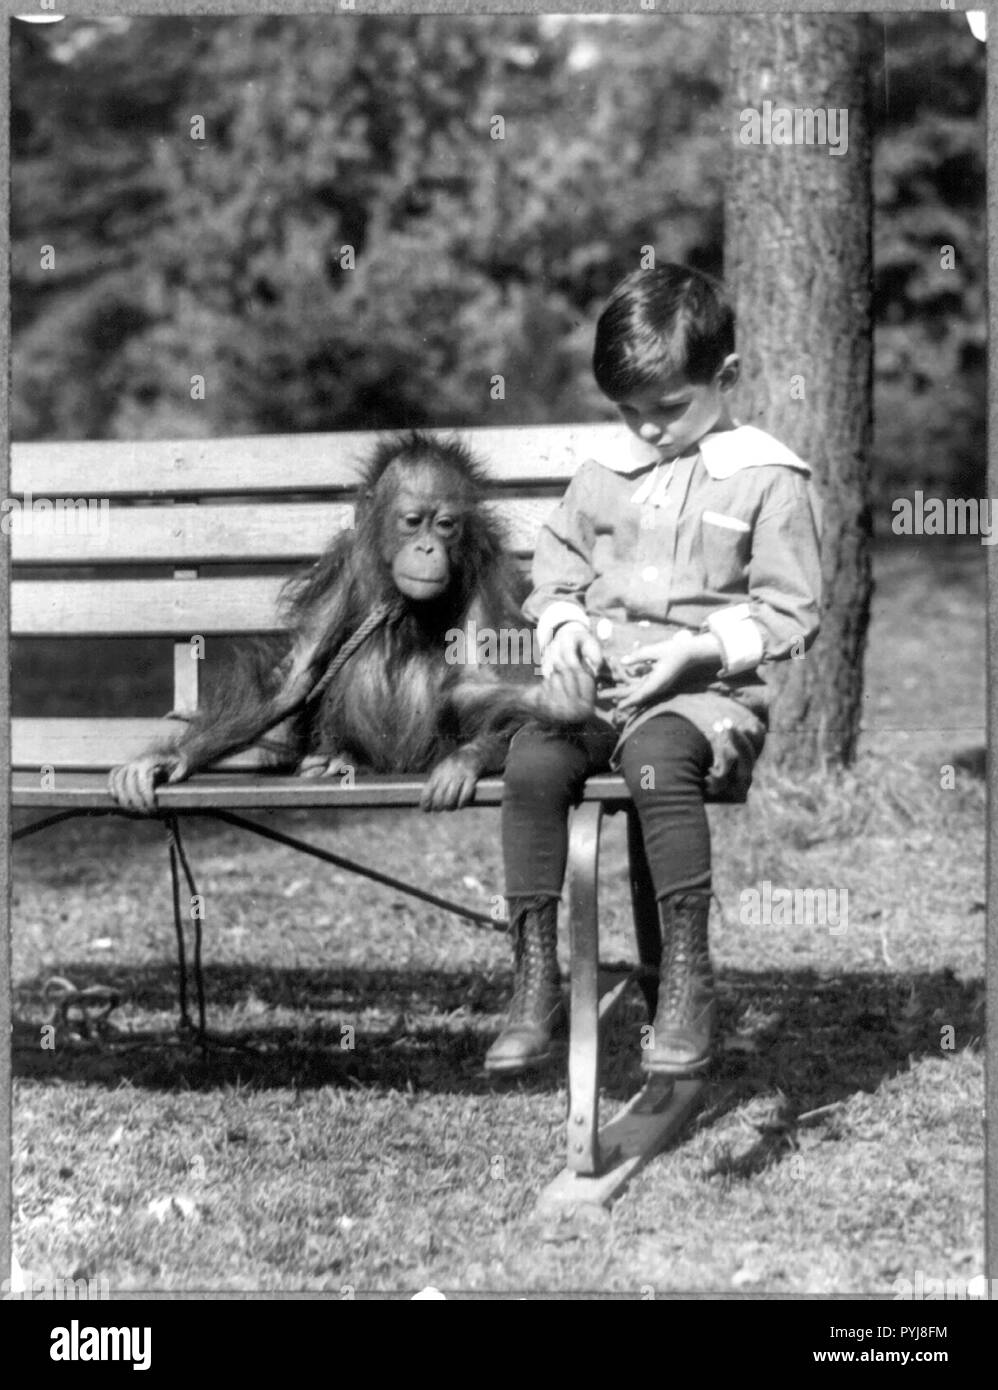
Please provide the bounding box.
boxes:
[483,1036,564,1075]
[483,1052,555,1076]
[641,1053,712,1077]
[483,1005,567,1077]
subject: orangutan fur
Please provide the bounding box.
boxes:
[108,431,595,813]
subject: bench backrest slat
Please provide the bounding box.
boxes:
[14,718,263,771]
[14,577,285,636]
[12,501,353,565]
[11,498,557,566]
[11,422,626,498]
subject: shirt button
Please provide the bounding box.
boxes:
[595,618,613,641]
[642,566,658,582]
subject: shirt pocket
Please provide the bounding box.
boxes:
[700,510,752,593]
[592,529,618,578]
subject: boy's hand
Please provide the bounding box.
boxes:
[541,620,603,681]
[533,667,597,726]
[607,630,722,715]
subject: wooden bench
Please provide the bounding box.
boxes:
[10,423,706,1210]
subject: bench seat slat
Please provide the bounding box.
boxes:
[12,722,634,806]
[11,769,633,811]
[13,577,285,636]
[11,423,627,498]
[12,498,555,565]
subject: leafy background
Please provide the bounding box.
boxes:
[10,13,986,509]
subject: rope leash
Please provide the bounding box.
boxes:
[166,601,397,750]
[309,598,399,702]
[165,815,206,1046]
[42,976,121,1042]
[158,605,398,1042]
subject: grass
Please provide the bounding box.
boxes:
[10,538,986,1295]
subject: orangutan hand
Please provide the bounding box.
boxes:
[108,752,189,814]
[420,747,483,812]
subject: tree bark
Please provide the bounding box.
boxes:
[725,14,874,770]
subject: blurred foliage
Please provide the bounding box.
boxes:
[10,13,985,500]
[868,16,986,501]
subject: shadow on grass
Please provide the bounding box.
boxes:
[682,964,986,1184]
[12,960,983,1115]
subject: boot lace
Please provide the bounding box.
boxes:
[506,902,560,1024]
[657,894,713,1022]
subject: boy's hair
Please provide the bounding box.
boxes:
[592,264,735,398]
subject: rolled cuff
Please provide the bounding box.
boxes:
[704,603,765,677]
[536,600,591,652]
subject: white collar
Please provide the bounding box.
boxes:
[592,423,811,479]
[699,425,811,477]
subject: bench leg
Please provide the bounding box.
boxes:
[566,801,603,1176]
[626,806,661,1018]
[534,801,706,1217]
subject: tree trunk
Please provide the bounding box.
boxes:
[725,14,874,770]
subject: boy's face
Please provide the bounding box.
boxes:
[614,355,739,460]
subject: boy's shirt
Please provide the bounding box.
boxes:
[526,424,822,690]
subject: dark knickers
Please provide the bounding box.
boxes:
[502,712,713,902]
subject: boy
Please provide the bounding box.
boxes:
[487,263,822,1076]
